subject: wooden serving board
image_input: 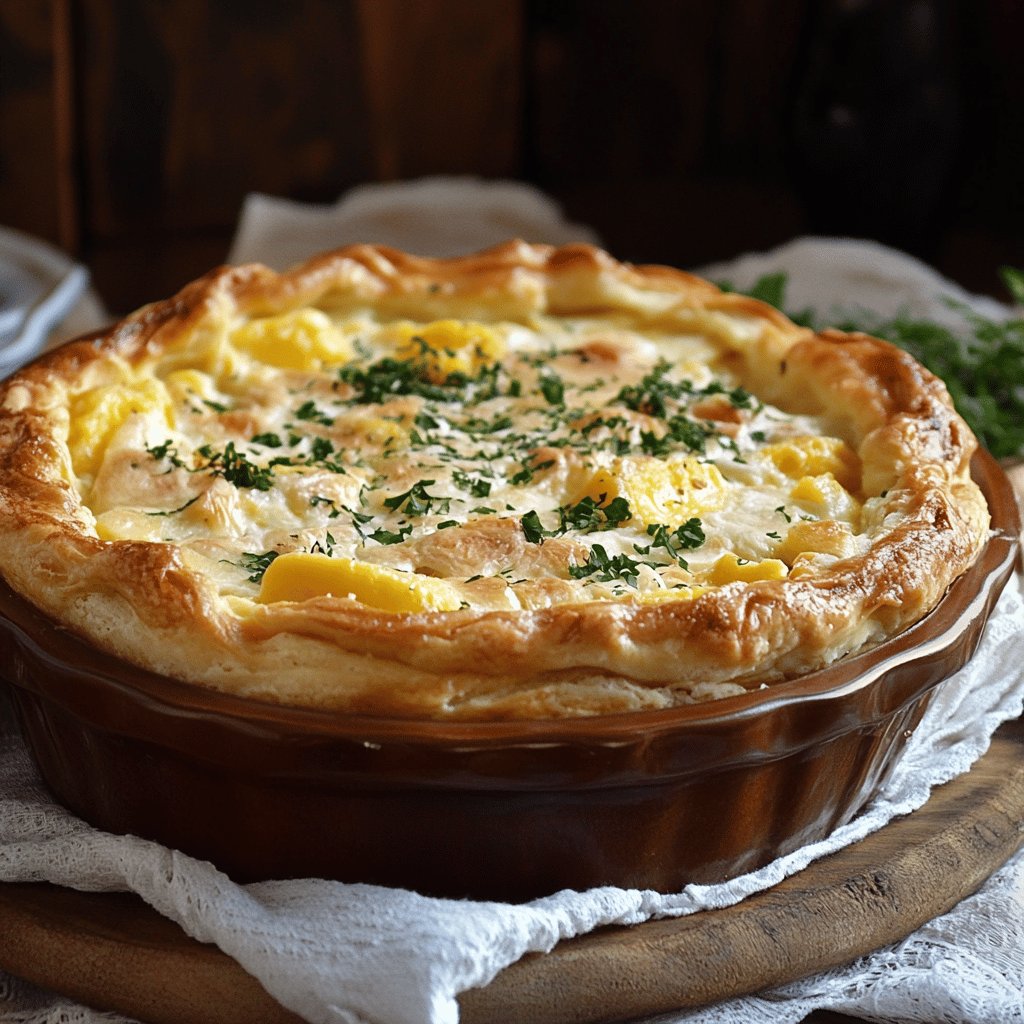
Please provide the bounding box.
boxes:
[1,718,1022,1024]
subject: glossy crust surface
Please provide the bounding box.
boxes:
[0,242,991,719]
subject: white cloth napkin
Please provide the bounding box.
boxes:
[1,183,1023,1024]
[697,235,1015,325]
[228,176,601,269]
[0,225,107,379]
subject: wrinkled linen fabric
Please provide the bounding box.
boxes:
[2,205,1023,1024]
[227,176,601,269]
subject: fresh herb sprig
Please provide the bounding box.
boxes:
[383,479,451,516]
[339,354,507,406]
[519,495,632,543]
[634,518,706,569]
[616,359,692,418]
[238,550,279,583]
[568,545,643,588]
[639,416,710,457]
[558,494,631,533]
[196,442,275,491]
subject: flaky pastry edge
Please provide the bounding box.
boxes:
[0,241,991,719]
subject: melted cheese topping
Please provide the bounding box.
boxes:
[71,310,870,615]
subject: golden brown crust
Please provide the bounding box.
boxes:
[0,241,990,719]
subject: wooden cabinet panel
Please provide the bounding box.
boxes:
[525,0,718,183]
[1,0,1022,314]
[0,2,64,246]
[70,0,525,309]
[75,0,376,237]
[356,0,523,180]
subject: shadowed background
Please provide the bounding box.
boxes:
[1,0,1022,316]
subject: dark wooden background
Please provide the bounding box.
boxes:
[1,0,1022,317]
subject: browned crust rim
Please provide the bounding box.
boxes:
[0,241,991,718]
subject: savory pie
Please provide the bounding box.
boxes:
[0,242,990,718]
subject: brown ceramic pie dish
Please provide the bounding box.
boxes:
[0,448,1018,902]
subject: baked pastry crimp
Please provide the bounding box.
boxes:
[0,242,990,718]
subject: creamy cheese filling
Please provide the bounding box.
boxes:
[67,310,869,614]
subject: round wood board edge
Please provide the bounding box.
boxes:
[0,719,1022,1024]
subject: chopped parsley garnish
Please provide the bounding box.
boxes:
[294,400,334,426]
[452,469,492,497]
[520,495,630,544]
[635,518,705,569]
[616,359,691,418]
[510,458,555,486]
[614,362,759,448]
[337,503,374,538]
[309,436,334,461]
[639,416,709,456]
[520,495,633,544]
[251,432,283,447]
[540,372,565,406]
[309,532,337,557]
[339,356,497,405]
[557,494,631,533]
[717,436,747,463]
[145,494,200,517]
[463,413,513,435]
[520,510,545,544]
[569,545,642,588]
[727,386,757,410]
[145,439,187,469]
[197,442,274,490]
[579,415,628,437]
[415,410,441,431]
[342,503,373,523]
[238,550,279,583]
[304,436,347,473]
[368,525,413,545]
[383,480,451,516]
[310,495,342,518]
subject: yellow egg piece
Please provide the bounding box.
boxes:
[232,309,353,370]
[631,585,709,603]
[772,519,857,566]
[707,553,789,585]
[388,319,505,381]
[582,455,725,526]
[68,379,174,478]
[789,473,861,522]
[760,436,861,492]
[164,368,220,403]
[352,415,407,449]
[93,508,164,543]
[258,552,464,612]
